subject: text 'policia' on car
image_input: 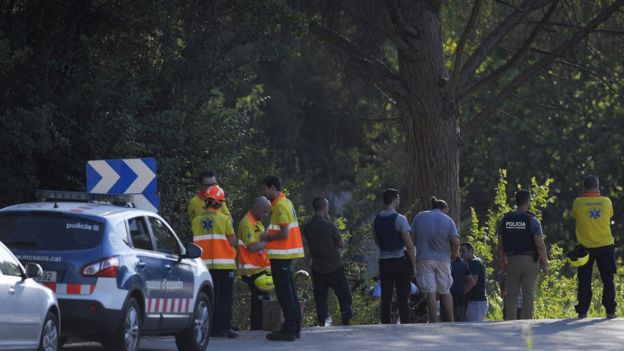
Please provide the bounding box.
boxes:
[0,191,215,351]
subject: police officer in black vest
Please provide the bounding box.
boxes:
[372,188,417,324]
[496,189,549,320]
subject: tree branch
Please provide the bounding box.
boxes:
[458,0,552,89]
[385,0,422,54]
[511,94,565,111]
[386,0,421,38]
[309,21,405,97]
[332,2,413,57]
[494,0,515,8]
[359,116,401,123]
[529,47,562,56]
[448,0,483,96]
[555,59,624,99]
[498,108,520,119]
[464,0,624,138]
[528,20,624,36]
[458,0,559,105]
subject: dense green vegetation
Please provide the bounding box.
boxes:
[2,0,624,325]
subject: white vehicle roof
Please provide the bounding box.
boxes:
[0,202,157,222]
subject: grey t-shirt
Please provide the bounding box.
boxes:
[411,209,459,262]
[373,209,411,259]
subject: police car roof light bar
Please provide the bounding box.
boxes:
[36,190,135,206]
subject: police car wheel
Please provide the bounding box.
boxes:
[38,312,59,351]
[104,298,141,351]
[175,292,211,351]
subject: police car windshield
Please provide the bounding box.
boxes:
[0,213,104,251]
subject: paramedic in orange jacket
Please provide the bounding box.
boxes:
[192,185,238,338]
[237,196,272,330]
[260,176,305,341]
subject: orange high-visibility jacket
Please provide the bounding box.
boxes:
[237,212,270,275]
[266,193,304,260]
[192,208,236,269]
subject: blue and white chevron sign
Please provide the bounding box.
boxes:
[86,158,159,212]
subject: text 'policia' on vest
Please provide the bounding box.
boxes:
[502,211,537,255]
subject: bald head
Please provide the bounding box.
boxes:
[250,196,271,220]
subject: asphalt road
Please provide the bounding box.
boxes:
[62,318,624,351]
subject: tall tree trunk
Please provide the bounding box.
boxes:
[398,2,461,223]
[400,103,460,223]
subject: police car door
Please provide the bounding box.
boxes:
[146,216,194,330]
[127,216,163,330]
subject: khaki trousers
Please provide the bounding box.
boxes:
[504,255,539,320]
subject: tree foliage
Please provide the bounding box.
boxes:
[0,0,301,234]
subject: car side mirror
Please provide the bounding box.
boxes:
[182,242,202,259]
[25,263,43,279]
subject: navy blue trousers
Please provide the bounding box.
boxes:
[210,269,234,332]
[575,245,616,315]
[271,259,301,335]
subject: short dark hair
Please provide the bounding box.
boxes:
[460,242,474,251]
[584,175,599,190]
[431,196,448,210]
[312,197,328,211]
[198,171,215,183]
[515,189,531,206]
[382,188,400,205]
[261,176,281,191]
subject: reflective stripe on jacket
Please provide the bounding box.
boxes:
[192,209,236,269]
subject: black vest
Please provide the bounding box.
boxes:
[373,213,404,253]
[502,211,537,254]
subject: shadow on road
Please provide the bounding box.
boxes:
[531,318,609,336]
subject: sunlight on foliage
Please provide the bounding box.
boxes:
[468,169,624,320]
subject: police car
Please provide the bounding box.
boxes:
[0,192,213,351]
